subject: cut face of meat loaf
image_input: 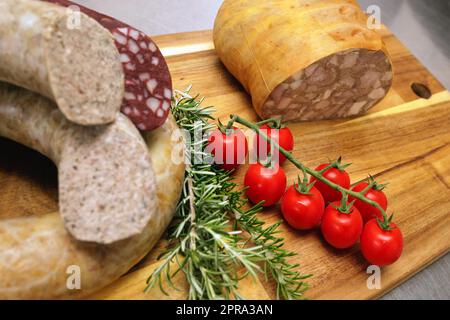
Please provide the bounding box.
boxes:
[262,49,393,121]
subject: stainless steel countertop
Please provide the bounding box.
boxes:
[77,0,450,300]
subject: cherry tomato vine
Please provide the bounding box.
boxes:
[225,114,396,232]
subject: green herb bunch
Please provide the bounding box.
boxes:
[145,87,310,300]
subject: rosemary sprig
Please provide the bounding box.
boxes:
[145,87,309,300]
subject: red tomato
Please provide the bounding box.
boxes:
[244,163,287,207]
[281,185,325,230]
[361,219,403,266]
[208,127,248,171]
[350,182,388,224]
[321,201,363,249]
[254,124,294,164]
[310,164,351,203]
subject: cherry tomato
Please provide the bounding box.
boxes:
[350,182,388,224]
[254,124,294,164]
[310,164,351,203]
[281,185,325,230]
[244,163,287,207]
[208,127,248,171]
[321,201,363,249]
[360,219,403,266]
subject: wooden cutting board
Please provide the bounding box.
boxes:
[1,27,449,300]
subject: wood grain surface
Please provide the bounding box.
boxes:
[1,27,449,300]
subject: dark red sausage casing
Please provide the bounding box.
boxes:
[44,0,172,131]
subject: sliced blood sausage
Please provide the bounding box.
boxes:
[44,0,173,131]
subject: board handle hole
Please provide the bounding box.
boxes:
[411,83,432,99]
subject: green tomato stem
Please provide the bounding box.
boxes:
[255,118,281,128]
[226,114,238,131]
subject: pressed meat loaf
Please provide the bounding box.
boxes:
[213,0,393,121]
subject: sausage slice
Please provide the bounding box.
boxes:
[0,0,124,126]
